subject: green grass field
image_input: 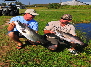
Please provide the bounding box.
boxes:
[0,7,91,67]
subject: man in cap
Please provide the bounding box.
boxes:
[7,9,39,49]
[44,14,78,55]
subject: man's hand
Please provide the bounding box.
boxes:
[44,30,55,34]
[70,42,74,44]
[49,31,55,34]
[7,22,16,31]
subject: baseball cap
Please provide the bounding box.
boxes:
[61,14,72,20]
[25,9,39,15]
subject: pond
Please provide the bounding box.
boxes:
[75,23,91,40]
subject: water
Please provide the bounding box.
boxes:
[75,23,91,40]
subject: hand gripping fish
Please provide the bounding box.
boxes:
[55,30,85,46]
[14,20,47,44]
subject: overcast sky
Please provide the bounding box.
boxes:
[0,0,91,5]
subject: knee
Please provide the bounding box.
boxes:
[48,45,58,51]
[8,32,15,37]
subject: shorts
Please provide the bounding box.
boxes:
[45,33,65,50]
[45,33,63,44]
[8,31,25,38]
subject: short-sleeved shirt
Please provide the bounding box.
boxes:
[9,16,38,31]
[44,21,76,35]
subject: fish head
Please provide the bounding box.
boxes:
[17,20,23,26]
[14,20,22,26]
[14,20,26,31]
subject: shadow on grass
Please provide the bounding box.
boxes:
[23,40,70,52]
[19,38,90,55]
[82,45,91,55]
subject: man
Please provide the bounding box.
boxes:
[44,14,78,55]
[7,9,39,49]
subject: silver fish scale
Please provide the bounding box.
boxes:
[55,30,84,45]
[14,21,47,44]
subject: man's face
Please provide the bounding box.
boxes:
[24,13,35,21]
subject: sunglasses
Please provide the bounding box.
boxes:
[61,18,72,20]
[30,14,36,16]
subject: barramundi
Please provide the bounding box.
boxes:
[14,20,47,44]
[55,30,85,45]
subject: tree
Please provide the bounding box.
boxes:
[15,1,24,5]
[48,3,60,9]
[1,3,6,6]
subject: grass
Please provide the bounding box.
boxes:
[0,7,91,67]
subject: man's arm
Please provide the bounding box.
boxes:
[36,31,38,33]
[69,25,76,36]
[44,30,51,34]
[7,22,16,31]
[44,30,55,34]
[44,22,55,34]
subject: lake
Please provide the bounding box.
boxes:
[75,23,91,40]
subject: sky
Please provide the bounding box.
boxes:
[0,0,91,5]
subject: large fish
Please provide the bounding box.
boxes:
[55,30,85,45]
[14,20,47,44]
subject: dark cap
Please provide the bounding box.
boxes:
[61,14,72,20]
